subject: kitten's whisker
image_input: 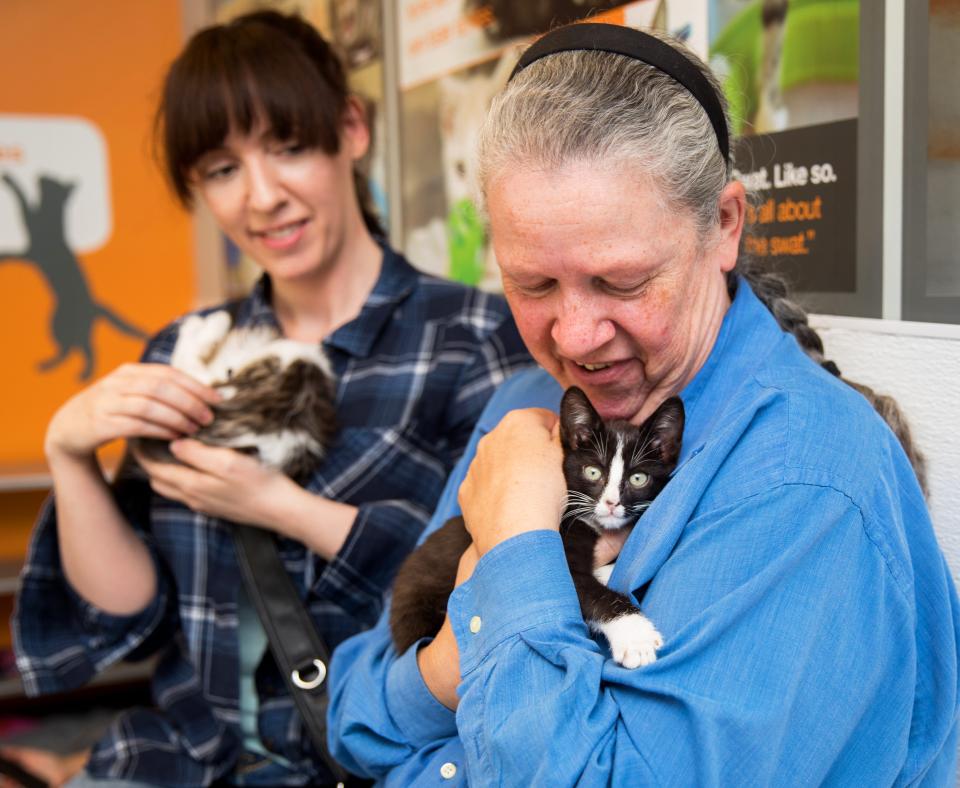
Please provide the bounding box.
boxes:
[630,436,658,467]
[563,505,597,519]
[590,433,605,461]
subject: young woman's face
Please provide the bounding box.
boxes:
[488,161,744,424]
[191,110,368,283]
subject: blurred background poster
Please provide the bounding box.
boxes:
[925,0,960,298]
[0,2,193,482]
[709,0,861,296]
[398,0,708,290]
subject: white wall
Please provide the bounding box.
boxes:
[813,315,960,585]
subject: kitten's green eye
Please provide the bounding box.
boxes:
[629,472,650,488]
[583,465,602,482]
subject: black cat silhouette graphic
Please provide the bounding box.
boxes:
[0,172,147,380]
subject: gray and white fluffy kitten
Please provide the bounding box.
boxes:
[389,386,683,668]
[133,309,336,481]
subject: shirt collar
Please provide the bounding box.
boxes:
[678,277,783,462]
[245,245,419,357]
[324,245,419,357]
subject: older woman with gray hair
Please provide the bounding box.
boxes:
[328,23,958,786]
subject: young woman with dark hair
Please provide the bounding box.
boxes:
[12,11,530,786]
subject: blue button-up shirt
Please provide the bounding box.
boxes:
[13,246,533,786]
[328,278,960,786]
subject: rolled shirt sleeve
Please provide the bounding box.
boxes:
[13,493,173,696]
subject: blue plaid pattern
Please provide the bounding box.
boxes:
[13,246,532,786]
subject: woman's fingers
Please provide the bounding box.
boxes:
[112,393,209,437]
[110,415,182,441]
[45,363,220,460]
[112,365,219,427]
[458,407,566,555]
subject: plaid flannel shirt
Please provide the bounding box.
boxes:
[13,246,532,786]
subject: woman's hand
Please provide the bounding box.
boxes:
[45,363,219,463]
[457,408,566,556]
[134,439,290,526]
[134,439,358,557]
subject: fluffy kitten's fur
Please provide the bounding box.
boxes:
[133,309,336,480]
[390,387,684,668]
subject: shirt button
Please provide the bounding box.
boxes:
[469,615,482,634]
[440,761,457,779]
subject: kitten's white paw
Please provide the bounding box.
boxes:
[172,311,232,379]
[600,613,663,669]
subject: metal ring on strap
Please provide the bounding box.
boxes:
[291,658,327,690]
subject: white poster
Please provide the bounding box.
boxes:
[0,115,112,254]
[399,0,507,89]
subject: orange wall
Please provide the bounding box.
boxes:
[0,1,196,477]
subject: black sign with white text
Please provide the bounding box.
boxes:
[733,118,857,293]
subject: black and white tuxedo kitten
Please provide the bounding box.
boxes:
[389,386,684,668]
[133,309,337,481]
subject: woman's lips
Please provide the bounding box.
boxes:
[565,358,633,386]
[253,219,308,251]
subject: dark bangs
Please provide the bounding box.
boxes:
[157,13,348,206]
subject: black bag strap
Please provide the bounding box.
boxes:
[233,524,351,785]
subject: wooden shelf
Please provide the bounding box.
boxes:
[0,658,157,703]
[0,472,51,493]
[0,454,121,492]
[0,559,21,596]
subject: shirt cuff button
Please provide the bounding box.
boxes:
[440,762,457,779]
[469,615,482,634]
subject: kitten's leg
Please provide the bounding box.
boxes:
[594,609,663,669]
[582,578,663,668]
[564,524,663,668]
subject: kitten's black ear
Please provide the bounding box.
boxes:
[646,396,685,468]
[560,386,603,451]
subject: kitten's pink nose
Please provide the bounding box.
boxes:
[604,499,618,511]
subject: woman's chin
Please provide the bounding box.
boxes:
[581,388,646,423]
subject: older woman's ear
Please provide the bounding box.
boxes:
[715,180,747,273]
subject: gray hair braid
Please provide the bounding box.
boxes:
[477,30,928,494]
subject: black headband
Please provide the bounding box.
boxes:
[509,23,729,161]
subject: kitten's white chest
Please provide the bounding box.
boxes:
[593,562,616,586]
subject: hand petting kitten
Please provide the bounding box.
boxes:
[45,363,220,465]
[124,309,358,559]
[457,407,567,556]
[395,386,684,708]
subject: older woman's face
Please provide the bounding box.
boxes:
[489,162,742,424]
